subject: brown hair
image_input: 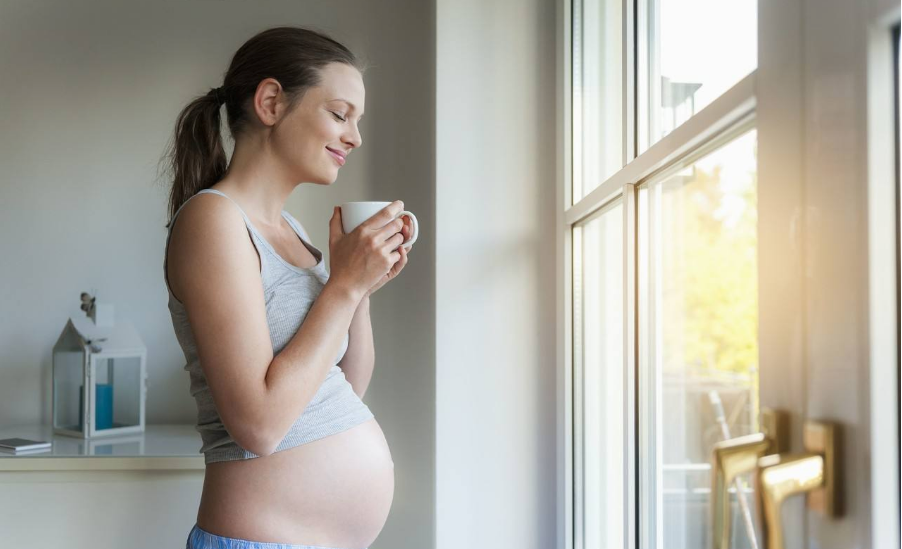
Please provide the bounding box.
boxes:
[159,26,367,227]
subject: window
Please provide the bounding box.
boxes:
[638,0,757,153]
[573,0,624,203]
[638,126,759,549]
[573,199,625,548]
[569,0,759,547]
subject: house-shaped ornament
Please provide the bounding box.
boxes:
[52,306,147,439]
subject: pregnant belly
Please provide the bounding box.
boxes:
[196,417,395,549]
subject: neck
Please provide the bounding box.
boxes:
[215,139,300,228]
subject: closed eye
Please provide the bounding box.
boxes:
[331,112,347,122]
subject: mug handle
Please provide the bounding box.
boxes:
[395,211,418,249]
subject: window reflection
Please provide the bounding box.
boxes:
[574,200,624,548]
[641,129,760,548]
[645,0,757,152]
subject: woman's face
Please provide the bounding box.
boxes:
[272,62,365,185]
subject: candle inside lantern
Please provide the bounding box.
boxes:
[95,383,113,430]
[78,383,115,431]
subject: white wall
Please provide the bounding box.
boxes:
[0,469,205,548]
[0,1,434,548]
[436,0,559,547]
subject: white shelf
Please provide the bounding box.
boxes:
[0,424,205,471]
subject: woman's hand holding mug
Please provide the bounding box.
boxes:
[328,200,418,300]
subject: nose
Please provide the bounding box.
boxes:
[343,123,362,150]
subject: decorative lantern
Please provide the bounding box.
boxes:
[52,294,147,438]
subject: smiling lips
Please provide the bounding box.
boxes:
[326,147,346,166]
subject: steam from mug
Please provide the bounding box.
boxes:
[340,202,419,249]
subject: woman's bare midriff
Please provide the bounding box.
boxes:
[196,417,394,549]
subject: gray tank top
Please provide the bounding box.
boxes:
[163,188,374,464]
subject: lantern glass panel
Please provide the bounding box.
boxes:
[53,349,85,431]
[92,356,141,430]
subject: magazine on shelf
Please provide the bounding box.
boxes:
[0,437,52,453]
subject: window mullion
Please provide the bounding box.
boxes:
[624,183,638,549]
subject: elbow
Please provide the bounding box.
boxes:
[223,377,307,458]
[249,443,278,458]
[239,433,278,458]
[230,422,279,458]
[221,392,284,457]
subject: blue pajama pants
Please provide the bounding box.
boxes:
[186,523,368,549]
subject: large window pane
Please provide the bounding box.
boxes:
[574,0,624,203]
[639,129,759,549]
[574,200,624,548]
[642,0,757,153]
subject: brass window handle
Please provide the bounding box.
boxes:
[711,411,841,549]
[711,432,772,549]
[755,421,840,549]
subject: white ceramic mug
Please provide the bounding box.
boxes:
[340,201,419,250]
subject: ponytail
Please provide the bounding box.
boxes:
[162,89,227,228]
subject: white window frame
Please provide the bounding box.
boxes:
[561,0,902,548]
[558,0,759,548]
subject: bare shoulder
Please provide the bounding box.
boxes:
[166,192,260,303]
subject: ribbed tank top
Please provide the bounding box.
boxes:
[163,188,374,464]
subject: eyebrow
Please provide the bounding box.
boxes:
[329,98,364,118]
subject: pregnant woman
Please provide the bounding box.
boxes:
[160,26,410,549]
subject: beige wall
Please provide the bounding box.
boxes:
[435,0,559,547]
[0,1,434,547]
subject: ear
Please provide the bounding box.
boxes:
[252,78,286,127]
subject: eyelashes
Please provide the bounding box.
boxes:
[330,111,363,125]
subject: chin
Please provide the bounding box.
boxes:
[301,170,337,185]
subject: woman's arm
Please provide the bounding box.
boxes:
[338,295,375,399]
[260,281,364,452]
[169,196,366,457]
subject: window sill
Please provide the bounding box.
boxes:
[0,424,204,471]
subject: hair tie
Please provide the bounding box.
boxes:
[210,86,225,104]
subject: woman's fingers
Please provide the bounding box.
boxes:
[362,201,404,232]
[375,216,405,243]
[389,244,407,276]
[382,214,413,243]
[380,228,406,253]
